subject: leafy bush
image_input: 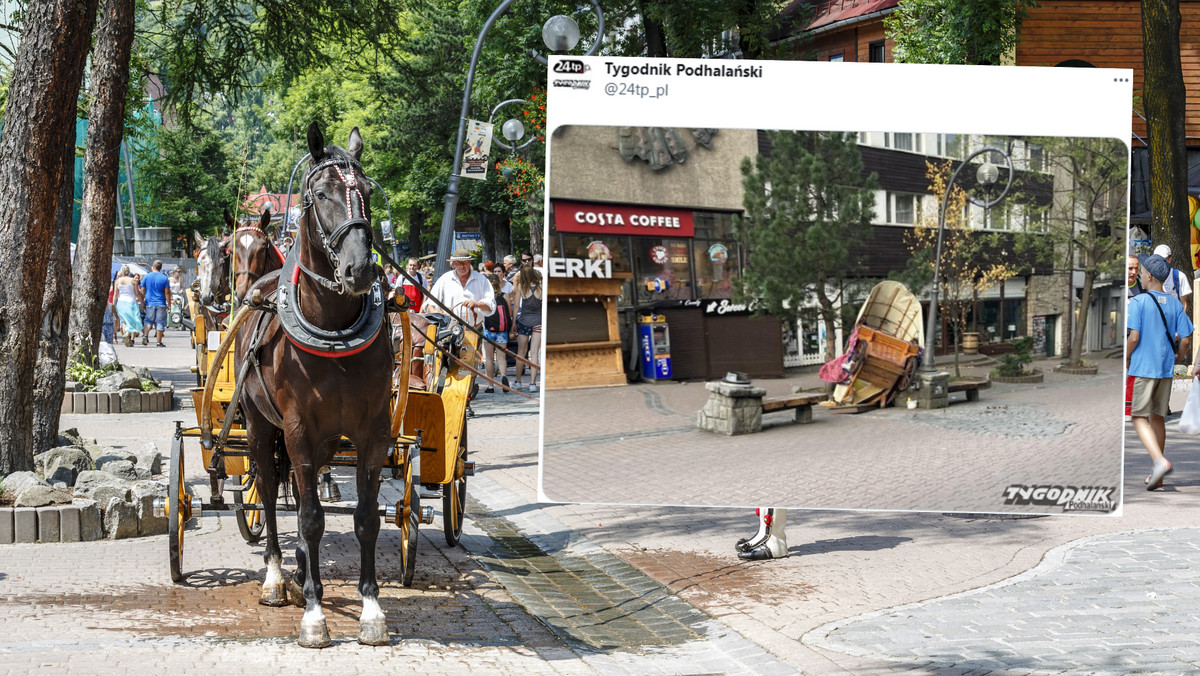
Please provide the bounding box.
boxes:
[993,337,1034,377]
[65,356,118,391]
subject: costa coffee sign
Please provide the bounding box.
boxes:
[554,200,695,238]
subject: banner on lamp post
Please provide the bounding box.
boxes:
[461,119,493,180]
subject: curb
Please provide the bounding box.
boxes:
[0,504,99,544]
[60,388,174,414]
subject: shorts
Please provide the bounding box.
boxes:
[1130,376,1173,418]
[481,328,507,344]
[145,305,168,331]
[515,318,541,337]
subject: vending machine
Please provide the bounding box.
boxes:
[638,313,672,380]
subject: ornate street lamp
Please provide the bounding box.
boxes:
[921,146,1013,375]
[434,1,604,277]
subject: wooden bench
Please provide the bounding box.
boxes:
[761,393,827,424]
[948,378,991,402]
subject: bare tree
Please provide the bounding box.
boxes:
[0,0,99,475]
[1142,0,1190,270]
[69,0,138,364]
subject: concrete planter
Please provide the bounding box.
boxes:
[60,388,174,414]
[992,369,1044,384]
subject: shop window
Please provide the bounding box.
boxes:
[634,238,694,304]
[558,234,632,273]
[693,211,738,240]
[692,240,740,298]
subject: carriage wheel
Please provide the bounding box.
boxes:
[168,433,187,582]
[443,426,467,548]
[397,448,420,587]
[234,466,264,543]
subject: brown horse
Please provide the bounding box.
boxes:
[235,123,393,648]
[232,208,284,304]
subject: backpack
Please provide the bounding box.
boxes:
[484,294,509,332]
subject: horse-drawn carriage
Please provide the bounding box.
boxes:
[826,281,924,411]
[154,124,487,647]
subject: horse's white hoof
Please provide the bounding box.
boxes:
[358,617,389,646]
[298,619,331,648]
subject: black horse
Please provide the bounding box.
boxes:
[235,123,393,647]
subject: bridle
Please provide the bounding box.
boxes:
[200,236,231,316]
[295,156,372,294]
[233,223,283,286]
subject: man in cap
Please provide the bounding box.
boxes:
[1127,253,1194,490]
[423,248,495,326]
[1153,244,1191,313]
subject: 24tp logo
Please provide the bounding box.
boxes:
[553,60,590,74]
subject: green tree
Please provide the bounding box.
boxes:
[137,121,238,238]
[885,0,1039,65]
[736,130,877,360]
[1038,137,1128,368]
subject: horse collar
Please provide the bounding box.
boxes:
[276,247,384,358]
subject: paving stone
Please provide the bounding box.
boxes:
[0,508,12,544]
[37,508,59,543]
[13,507,37,543]
[56,505,81,542]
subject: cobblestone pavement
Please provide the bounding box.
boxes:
[0,329,792,674]
[542,355,1123,515]
[13,333,1200,674]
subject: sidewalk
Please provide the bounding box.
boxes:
[5,333,1200,674]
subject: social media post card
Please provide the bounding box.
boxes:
[539,56,1131,516]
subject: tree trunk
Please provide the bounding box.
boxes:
[527,192,544,255]
[640,0,668,57]
[0,0,99,475]
[1070,269,1095,367]
[32,163,76,456]
[478,210,498,263]
[494,214,513,263]
[1142,0,1191,270]
[68,0,137,365]
[407,208,423,259]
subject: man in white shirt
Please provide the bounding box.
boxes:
[423,248,495,326]
[1154,244,1192,313]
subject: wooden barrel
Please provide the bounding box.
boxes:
[961,332,980,354]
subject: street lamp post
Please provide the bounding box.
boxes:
[920,146,1013,384]
[434,0,603,278]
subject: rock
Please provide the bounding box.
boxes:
[91,447,137,471]
[95,371,141,393]
[1,471,50,498]
[103,460,139,481]
[134,443,162,476]
[59,428,82,445]
[124,365,155,383]
[91,485,131,505]
[73,470,135,501]
[13,485,73,508]
[132,481,168,536]
[103,498,138,540]
[118,388,142,413]
[52,481,69,491]
[34,446,93,485]
[74,499,102,541]
[63,380,80,392]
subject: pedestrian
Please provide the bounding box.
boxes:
[480,273,512,394]
[1127,254,1144,300]
[400,256,426,310]
[383,264,398,288]
[1153,244,1192,313]
[422,248,495,326]
[140,260,172,347]
[511,265,542,393]
[112,265,144,347]
[1127,253,1194,490]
